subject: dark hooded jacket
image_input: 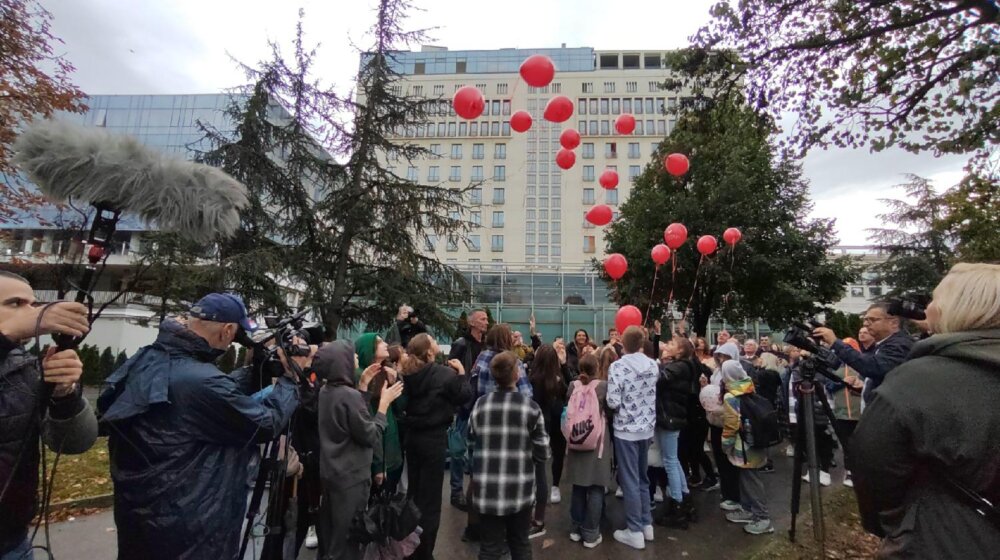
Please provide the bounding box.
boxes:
[0,343,98,554]
[403,362,473,433]
[850,330,1000,558]
[97,320,299,560]
[656,358,696,431]
[316,340,387,488]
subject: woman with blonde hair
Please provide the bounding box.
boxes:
[852,263,1000,558]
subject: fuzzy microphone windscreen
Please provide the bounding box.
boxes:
[12,119,249,243]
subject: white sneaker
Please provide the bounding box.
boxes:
[615,487,624,498]
[653,487,664,503]
[801,471,832,487]
[583,534,603,549]
[785,445,795,457]
[719,500,742,511]
[550,486,562,504]
[844,471,854,488]
[569,531,582,542]
[643,525,654,542]
[304,525,318,549]
[613,529,645,550]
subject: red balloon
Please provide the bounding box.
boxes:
[604,253,628,280]
[543,95,574,123]
[723,227,743,245]
[615,114,636,135]
[555,148,576,170]
[663,223,688,250]
[664,153,690,176]
[697,235,718,256]
[511,110,532,133]
[585,204,613,226]
[615,305,643,334]
[651,244,672,266]
[560,128,581,150]
[519,54,555,88]
[598,169,619,189]
[453,86,485,120]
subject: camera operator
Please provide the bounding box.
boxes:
[811,303,914,405]
[0,271,98,559]
[97,293,307,560]
[851,263,1000,558]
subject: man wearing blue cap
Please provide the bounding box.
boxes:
[98,293,307,560]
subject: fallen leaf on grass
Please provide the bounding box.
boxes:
[542,539,554,549]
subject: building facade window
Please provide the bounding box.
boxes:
[493,166,506,181]
[583,166,595,181]
[583,236,596,253]
[628,142,640,158]
[468,234,481,251]
[629,165,641,180]
[472,165,484,180]
[430,144,442,156]
[449,166,461,181]
[491,235,504,252]
[604,82,615,93]
[406,166,418,181]
[606,189,619,205]
[492,211,504,228]
[492,187,505,204]
[648,81,660,92]
[626,81,637,93]
[428,166,440,181]
[451,144,462,159]
[582,82,594,93]
[605,142,617,158]
[447,237,458,252]
[497,83,508,94]
[470,210,481,226]
[433,85,444,95]
[472,143,484,159]
[494,143,506,159]
[470,187,482,205]
[582,188,595,205]
[581,143,595,159]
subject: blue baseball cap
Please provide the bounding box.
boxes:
[189,293,255,332]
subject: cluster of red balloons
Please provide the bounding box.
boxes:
[661,223,742,256]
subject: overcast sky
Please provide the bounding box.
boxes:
[44,0,968,245]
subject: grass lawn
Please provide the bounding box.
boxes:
[746,488,880,559]
[42,436,112,504]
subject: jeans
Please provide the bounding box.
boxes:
[533,456,550,523]
[570,485,605,543]
[739,468,770,521]
[448,415,469,499]
[613,437,652,532]
[657,429,689,502]
[406,429,448,560]
[479,507,532,560]
[0,536,33,560]
[710,425,741,503]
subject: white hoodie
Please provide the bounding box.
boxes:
[607,352,659,441]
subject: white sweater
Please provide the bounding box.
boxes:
[607,352,659,441]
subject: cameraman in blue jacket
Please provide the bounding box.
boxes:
[98,293,308,560]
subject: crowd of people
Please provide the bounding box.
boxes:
[2,263,1000,560]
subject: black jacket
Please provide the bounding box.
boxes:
[0,343,98,554]
[448,333,484,416]
[396,318,428,348]
[656,359,697,431]
[850,330,1000,558]
[403,362,473,433]
[833,330,914,403]
[97,320,299,560]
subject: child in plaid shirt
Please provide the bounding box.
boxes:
[468,351,551,560]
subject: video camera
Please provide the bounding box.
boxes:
[887,294,930,321]
[236,309,324,390]
[782,318,842,385]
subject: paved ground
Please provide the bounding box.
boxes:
[43,449,846,559]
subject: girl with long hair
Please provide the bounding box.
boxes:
[528,344,571,536]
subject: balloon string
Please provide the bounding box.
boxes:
[681,254,706,323]
[644,265,660,327]
[667,257,677,309]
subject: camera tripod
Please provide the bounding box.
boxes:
[788,360,855,556]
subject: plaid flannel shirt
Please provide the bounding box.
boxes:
[468,389,550,516]
[473,349,533,400]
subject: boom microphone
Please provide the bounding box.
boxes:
[12,118,248,243]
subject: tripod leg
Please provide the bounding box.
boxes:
[789,422,804,542]
[801,384,826,554]
[241,439,277,560]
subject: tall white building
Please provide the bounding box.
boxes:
[370,46,690,267]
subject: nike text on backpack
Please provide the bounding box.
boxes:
[738,393,782,450]
[562,380,606,458]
